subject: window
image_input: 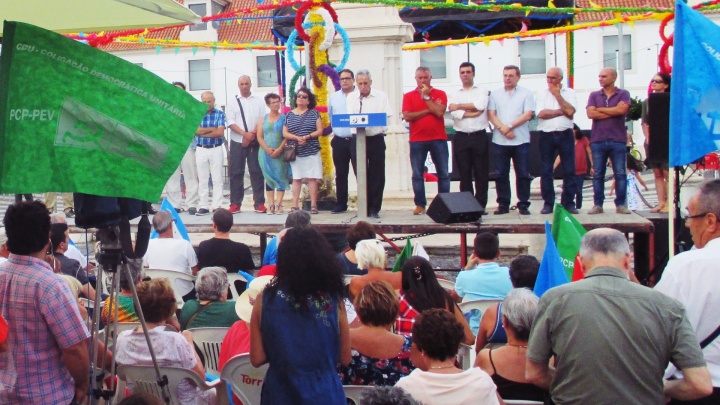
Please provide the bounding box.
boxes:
[256,55,277,88]
[211,1,224,29]
[189,3,207,31]
[420,47,446,79]
[603,35,632,71]
[189,59,211,91]
[519,40,545,75]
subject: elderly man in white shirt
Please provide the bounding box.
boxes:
[535,67,579,215]
[346,69,392,218]
[226,75,268,214]
[448,62,490,212]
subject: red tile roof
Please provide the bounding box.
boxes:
[574,0,674,23]
[99,0,273,52]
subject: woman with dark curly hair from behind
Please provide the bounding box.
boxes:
[395,309,502,405]
[114,278,215,405]
[250,227,350,404]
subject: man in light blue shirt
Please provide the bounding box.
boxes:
[452,232,513,302]
[328,69,358,213]
[488,65,535,215]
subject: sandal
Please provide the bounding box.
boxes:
[311,206,319,215]
[268,204,275,215]
[276,205,284,214]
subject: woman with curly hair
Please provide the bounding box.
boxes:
[338,281,413,386]
[250,227,350,404]
[396,309,502,404]
[395,256,474,345]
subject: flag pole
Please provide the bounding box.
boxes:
[668,167,676,257]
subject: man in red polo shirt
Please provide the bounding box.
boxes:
[402,66,449,215]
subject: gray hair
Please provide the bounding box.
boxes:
[696,179,720,220]
[195,267,229,301]
[548,66,564,78]
[416,66,431,74]
[356,239,386,270]
[284,210,311,228]
[119,258,144,291]
[502,288,539,341]
[152,210,174,233]
[360,386,421,405]
[50,213,67,224]
[356,69,372,80]
[579,228,630,262]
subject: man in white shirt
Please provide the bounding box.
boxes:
[655,179,720,404]
[143,210,199,299]
[536,67,579,215]
[346,69,392,218]
[226,75,268,214]
[448,62,490,212]
[328,69,358,214]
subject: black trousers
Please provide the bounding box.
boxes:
[331,136,357,208]
[351,135,386,214]
[229,140,265,207]
[452,130,489,209]
[669,387,720,405]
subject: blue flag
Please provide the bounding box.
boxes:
[534,221,569,297]
[669,1,720,167]
[150,198,190,242]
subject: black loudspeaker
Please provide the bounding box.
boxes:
[427,192,484,224]
[647,93,670,163]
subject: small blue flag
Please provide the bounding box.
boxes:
[150,198,190,242]
[534,221,569,297]
[669,0,720,166]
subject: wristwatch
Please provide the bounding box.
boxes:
[422,95,431,101]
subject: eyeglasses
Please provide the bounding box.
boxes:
[546,76,560,80]
[684,212,709,221]
[296,94,308,99]
[650,79,665,84]
[340,77,353,81]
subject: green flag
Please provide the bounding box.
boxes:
[0,21,207,202]
[552,203,587,281]
[391,237,413,273]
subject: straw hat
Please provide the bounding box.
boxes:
[235,276,273,322]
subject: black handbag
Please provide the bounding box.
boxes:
[282,142,297,162]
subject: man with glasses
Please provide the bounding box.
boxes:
[346,69,392,218]
[655,179,720,404]
[195,91,226,216]
[448,62,490,213]
[488,65,535,215]
[586,67,631,215]
[328,69,358,214]
[402,66,449,216]
[536,67,579,215]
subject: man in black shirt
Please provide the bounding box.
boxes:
[197,208,255,273]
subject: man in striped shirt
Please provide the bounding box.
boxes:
[195,91,227,215]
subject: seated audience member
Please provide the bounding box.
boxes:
[395,309,502,404]
[118,392,165,405]
[197,209,255,274]
[51,214,94,274]
[360,386,421,405]
[339,281,413,386]
[452,232,512,302]
[51,222,99,301]
[396,256,474,345]
[337,221,376,276]
[475,254,540,352]
[348,239,402,299]
[115,278,216,405]
[475,288,547,401]
[180,267,240,330]
[262,210,311,266]
[143,210,199,300]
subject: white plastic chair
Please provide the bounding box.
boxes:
[143,268,196,308]
[456,299,502,369]
[436,278,456,292]
[458,299,502,319]
[187,327,230,376]
[344,385,374,405]
[504,400,544,405]
[457,342,476,370]
[226,272,249,301]
[117,364,228,405]
[344,274,358,285]
[220,353,268,405]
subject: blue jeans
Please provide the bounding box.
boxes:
[410,140,450,207]
[494,143,531,209]
[539,130,577,209]
[591,141,627,207]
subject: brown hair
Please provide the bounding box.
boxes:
[347,221,376,250]
[135,278,177,323]
[354,281,399,327]
[412,308,464,361]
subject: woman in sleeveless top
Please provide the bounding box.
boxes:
[475,288,547,402]
[256,92,289,214]
[250,227,350,404]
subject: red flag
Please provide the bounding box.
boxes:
[572,254,585,282]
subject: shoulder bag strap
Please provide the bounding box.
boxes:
[700,323,720,349]
[182,302,213,330]
[235,96,249,132]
